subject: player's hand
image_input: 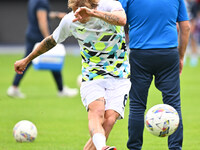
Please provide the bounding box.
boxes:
[179,58,184,75]
[14,59,28,74]
[73,7,93,23]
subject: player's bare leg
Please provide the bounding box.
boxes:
[84,109,119,150]
[84,97,105,150]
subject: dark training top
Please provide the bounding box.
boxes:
[26,0,50,41]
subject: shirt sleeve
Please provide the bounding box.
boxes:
[52,13,73,43]
[36,1,48,11]
[177,0,189,21]
[98,0,124,12]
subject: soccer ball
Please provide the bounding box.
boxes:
[13,120,37,142]
[145,104,179,137]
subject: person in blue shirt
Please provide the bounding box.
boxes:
[119,0,190,149]
[7,0,78,98]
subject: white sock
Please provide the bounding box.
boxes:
[92,133,106,150]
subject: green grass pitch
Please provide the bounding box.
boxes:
[0,53,200,150]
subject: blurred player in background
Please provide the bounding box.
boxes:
[119,0,190,149]
[7,0,78,98]
[13,0,130,149]
[195,4,200,43]
[185,0,199,67]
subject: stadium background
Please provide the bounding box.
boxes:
[0,0,200,149]
[0,0,77,45]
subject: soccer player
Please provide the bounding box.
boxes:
[119,0,190,149]
[13,0,131,150]
[7,0,78,98]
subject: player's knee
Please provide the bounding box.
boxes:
[96,109,105,119]
[104,116,117,127]
[89,108,105,119]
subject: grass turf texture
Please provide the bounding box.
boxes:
[0,54,200,150]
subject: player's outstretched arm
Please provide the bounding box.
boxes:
[92,9,126,26]
[49,11,67,19]
[73,7,126,26]
[14,35,57,74]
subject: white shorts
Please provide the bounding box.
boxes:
[80,78,131,119]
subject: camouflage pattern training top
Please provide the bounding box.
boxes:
[52,0,130,82]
